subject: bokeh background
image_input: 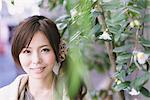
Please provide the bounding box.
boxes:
[0,0,150,100]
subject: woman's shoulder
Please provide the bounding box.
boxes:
[0,74,28,99]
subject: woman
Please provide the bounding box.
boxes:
[0,15,88,100]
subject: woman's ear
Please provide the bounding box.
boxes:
[53,62,61,75]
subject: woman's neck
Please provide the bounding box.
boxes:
[28,72,55,96]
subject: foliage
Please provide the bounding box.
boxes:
[48,0,150,99]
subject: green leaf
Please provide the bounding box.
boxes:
[140,38,150,47]
[143,14,150,22]
[136,0,148,8]
[108,25,121,34]
[113,81,130,91]
[116,64,123,71]
[116,53,132,64]
[103,0,122,10]
[147,0,150,7]
[69,31,81,42]
[115,70,126,82]
[114,33,121,42]
[67,45,86,98]
[91,9,102,17]
[55,15,71,23]
[127,64,137,75]
[111,12,126,24]
[113,45,132,53]
[127,6,141,15]
[140,87,150,97]
[90,24,101,36]
[131,72,149,91]
[59,0,64,4]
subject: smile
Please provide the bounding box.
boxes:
[30,67,46,73]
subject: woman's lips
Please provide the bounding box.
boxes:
[30,67,46,73]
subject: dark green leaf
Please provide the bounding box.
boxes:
[90,24,101,36]
[113,45,132,53]
[115,70,126,81]
[113,81,130,91]
[140,87,150,97]
[143,14,150,22]
[127,64,137,75]
[140,38,150,47]
[116,53,132,64]
[114,33,121,42]
[116,64,123,71]
[103,0,122,10]
[131,72,149,91]
[111,12,126,24]
[127,6,141,15]
[55,15,71,23]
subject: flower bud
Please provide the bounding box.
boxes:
[129,21,135,28]
[129,88,140,96]
[99,30,112,40]
[136,52,149,64]
[134,20,140,26]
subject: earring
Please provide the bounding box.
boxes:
[53,62,60,75]
[59,39,68,62]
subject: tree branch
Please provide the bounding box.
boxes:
[95,2,125,100]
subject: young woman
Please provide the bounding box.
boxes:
[0,15,88,100]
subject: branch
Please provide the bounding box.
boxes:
[95,2,125,100]
[95,2,116,78]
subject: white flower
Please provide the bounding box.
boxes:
[70,8,78,18]
[102,0,112,2]
[134,20,140,26]
[99,31,112,40]
[136,52,148,64]
[129,88,140,96]
[92,0,97,3]
[115,79,122,85]
[129,20,140,28]
[56,23,67,30]
[129,21,135,28]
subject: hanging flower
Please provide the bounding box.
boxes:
[133,51,149,64]
[129,21,135,28]
[92,0,97,3]
[99,29,112,40]
[115,79,122,85]
[129,88,140,96]
[129,20,140,28]
[102,0,112,2]
[70,8,78,18]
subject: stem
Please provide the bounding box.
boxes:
[95,2,125,100]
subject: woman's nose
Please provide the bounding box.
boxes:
[32,52,41,64]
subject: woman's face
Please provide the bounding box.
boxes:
[19,31,56,79]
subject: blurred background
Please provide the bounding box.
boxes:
[0,0,150,100]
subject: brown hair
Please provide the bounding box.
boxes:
[11,15,87,99]
[11,15,60,66]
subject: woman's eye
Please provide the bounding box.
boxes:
[23,50,31,54]
[42,48,50,53]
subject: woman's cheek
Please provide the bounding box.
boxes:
[46,53,56,66]
[19,55,31,67]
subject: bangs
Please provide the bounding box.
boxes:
[21,22,40,49]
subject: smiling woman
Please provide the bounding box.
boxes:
[18,31,56,80]
[0,15,88,100]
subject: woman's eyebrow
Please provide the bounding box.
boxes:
[39,45,49,48]
[24,45,49,49]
